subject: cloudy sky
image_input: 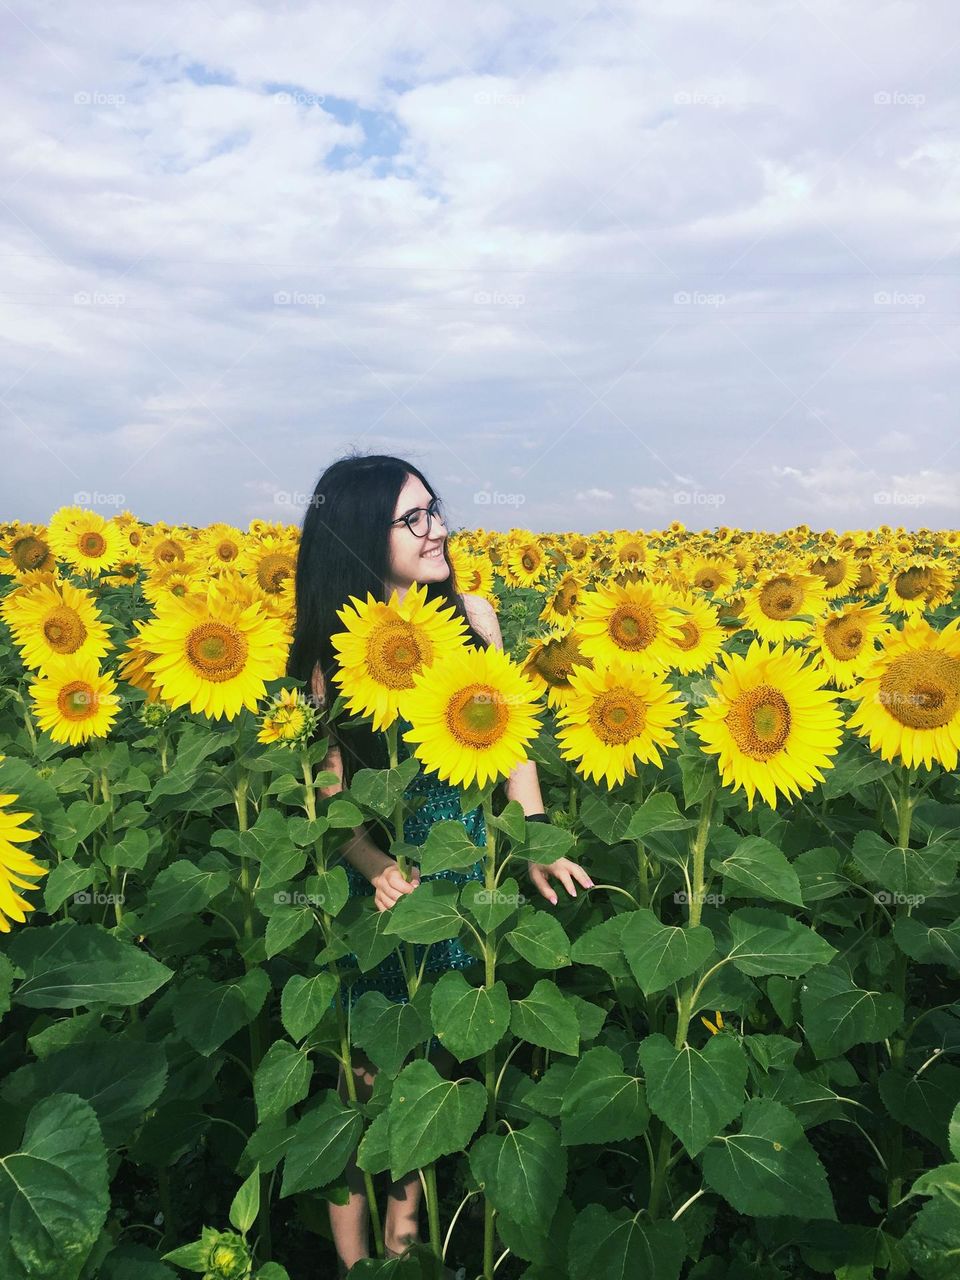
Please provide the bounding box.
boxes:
[1,1,957,533]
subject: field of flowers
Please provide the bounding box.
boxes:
[1,509,959,1280]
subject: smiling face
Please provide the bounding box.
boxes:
[386,472,450,599]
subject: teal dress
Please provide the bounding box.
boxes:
[337,714,485,1008]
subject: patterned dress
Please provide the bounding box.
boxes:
[336,714,485,1008]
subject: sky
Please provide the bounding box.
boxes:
[1,0,958,534]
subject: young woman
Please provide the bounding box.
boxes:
[287,452,593,1273]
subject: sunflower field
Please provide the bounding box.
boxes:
[2,509,960,1280]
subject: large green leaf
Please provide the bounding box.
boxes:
[254,1041,313,1123]
[638,1032,747,1157]
[568,1203,685,1280]
[510,980,580,1056]
[386,1059,486,1180]
[0,1093,109,1280]
[137,861,231,933]
[800,965,904,1059]
[280,1093,364,1196]
[336,901,403,974]
[430,971,510,1061]
[895,916,960,971]
[880,1064,960,1153]
[852,830,958,897]
[621,909,715,995]
[416,820,484,874]
[625,791,697,839]
[903,1194,960,1280]
[701,1097,836,1219]
[469,1118,566,1229]
[351,991,430,1076]
[347,758,421,817]
[712,836,805,907]
[569,914,632,982]
[382,880,463,945]
[725,908,836,977]
[560,1046,649,1146]
[460,877,523,933]
[505,910,571,969]
[9,922,172,1009]
[281,973,337,1043]
[172,969,270,1057]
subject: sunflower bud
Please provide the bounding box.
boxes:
[140,700,175,728]
[256,687,318,749]
[203,1231,251,1280]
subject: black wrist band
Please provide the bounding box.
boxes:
[525,812,550,823]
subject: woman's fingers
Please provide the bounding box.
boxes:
[558,858,595,890]
[528,862,558,906]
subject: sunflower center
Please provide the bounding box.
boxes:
[554,585,578,615]
[156,540,184,564]
[727,685,792,759]
[894,567,930,601]
[609,604,656,651]
[57,680,96,720]
[367,621,426,689]
[217,541,239,562]
[812,557,845,587]
[878,651,960,730]
[172,583,188,597]
[618,542,643,563]
[824,616,865,660]
[447,683,510,747]
[185,621,249,682]
[675,620,700,652]
[759,576,803,620]
[696,573,719,591]
[13,535,49,571]
[521,552,537,572]
[79,531,106,557]
[43,606,87,654]
[588,689,646,745]
[257,552,293,593]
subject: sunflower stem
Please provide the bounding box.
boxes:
[886,764,916,1213]
[385,718,418,997]
[480,792,499,1280]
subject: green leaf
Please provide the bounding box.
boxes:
[620,909,715,995]
[351,992,430,1076]
[469,1118,566,1230]
[506,910,572,969]
[254,1041,312,1123]
[356,1110,392,1176]
[416,820,484,874]
[701,1097,836,1220]
[800,965,904,1059]
[280,973,337,1043]
[579,791,636,845]
[42,862,95,915]
[430,971,510,1061]
[910,1164,960,1209]
[625,791,697,839]
[9,922,172,1009]
[265,904,317,959]
[325,797,364,828]
[852,830,958,897]
[638,1032,747,1157]
[569,914,632,982]
[560,1046,649,1146]
[138,861,232,933]
[229,1165,261,1235]
[880,1064,960,1153]
[903,1193,960,1280]
[490,799,526,842]
[0,1093,109,1280]
[348,758,421,817]
[460,878,523,932]
[712,836,805,907]
[280,1093,364,1196]
[525,1063,575,1118]
[726,907,837,977]
[386,1059,486,1180]
[101,828,151,870]
[382,880,463,945]
[173,969,270,1057]
[510,979,580,1056]
[524,823,576,861]
[569,1203,685,1280]
[895,916,960,971]
[794,846,846,902]
[336,901,403,973]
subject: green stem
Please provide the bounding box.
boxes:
[887,764,915,1213]
[480,793,499,1280]
[385,720,418,998]
[424,1163,442,1260]
[636,839,650,908]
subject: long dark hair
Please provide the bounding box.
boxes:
[287,451,490,794]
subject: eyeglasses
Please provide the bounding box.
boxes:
[389,496,447,538]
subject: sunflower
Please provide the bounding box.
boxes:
[691,639,844,810]
[685,555,738,598]
[236,533,298,603]
[28,656,122,745]
[806,551,859,600]
[575,578,685,672]
[46,509,125,574]
[449,546,495,602]
[0,779,46,932]
[520,627,594,709]
[142,564,204,606]
[3,579,113,676]
[538,572,584,632]
[1,525,56,578]
[883,559,954,618]
[202,524,246,569]
[562,534,594,572]
[401,642,544,788]
[143,529,191,571]
[554,660,685,788]
[257,687,318,748]
[740,570,828,644]
[137,578,288,721]
[116,618,165,704]
[504,539,548,589]
[663,593,726,675]
[845,615,960,771]
[808,602,892,689]
[331,582,471,732]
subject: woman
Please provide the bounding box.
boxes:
[287,452,592,1273]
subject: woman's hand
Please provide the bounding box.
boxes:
[370,860,421,912]
[527,857,594,906]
